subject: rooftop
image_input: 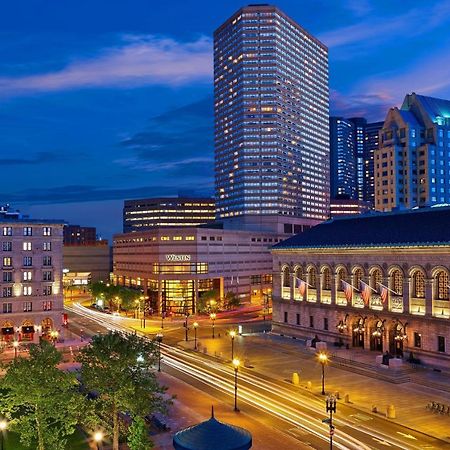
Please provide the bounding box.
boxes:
[273,206,450,250]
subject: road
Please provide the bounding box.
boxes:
[65,303,449,450]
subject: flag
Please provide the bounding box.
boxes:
[341,280,353,302]
[378,283,389,304]
[360,280,371,304]
[296,277,307,297]
[236,276,239,284]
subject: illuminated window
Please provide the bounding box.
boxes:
[43,227,52,236]
[391,270,403,295]
[322,267,331,290]
[23,286,32,296]
[23,242,32,251]
[2,257,12,267]
[412,270,425,298]
[185,236,195,241]
[308,267,317,288]
[173,236,182,241]
[435,271,449,300]
[23,227,32,236]
[161,236,170,241]
[23,271,32,281]
[371,269,382,289]
[353,268,363,287]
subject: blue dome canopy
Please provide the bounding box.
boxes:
[173,407,252,450]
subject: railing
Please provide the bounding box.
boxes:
[281,287,290,300]
[352,293,364,309]
[307,288,317,302]
[321,291,332,304]
[369,294,383,311]
[336,292,348,306]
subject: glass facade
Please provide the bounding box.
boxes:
[214,5,329,220]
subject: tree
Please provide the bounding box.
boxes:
[0,341,91,450]
[127,416,153,450]
[224,292,241,310]
[197,289,220,313]
[76,331,168,450]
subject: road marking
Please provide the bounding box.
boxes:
[372,437,392,446]
[350,413,373,422]
[396,431,417,440]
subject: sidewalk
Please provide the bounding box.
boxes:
[178,332,450,442]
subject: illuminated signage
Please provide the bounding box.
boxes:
[165,254,191,262]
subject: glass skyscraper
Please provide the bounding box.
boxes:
[214,5,329,228]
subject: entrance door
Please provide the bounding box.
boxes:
[370,334,383,351]
[352,330,364,348]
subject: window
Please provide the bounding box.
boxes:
[412,270,425,298]
[296,313,300,325]
[43,301,53,311]
[391,270,403,295]
[43,242,52,251]
[308,267,317,288]
[3,257,12,267]
[23,286,32,296]
[201,236,207,241]
[322,268,331,290]
[3,272,12,282]
[435,271,449,300]
[23,242,32,251]
[284,311,288,323]
[43,271,52,281]
[3,286,12,297]
[438,336,445,353]
[173,236,182,241]
[414,332,422,348]
[209,236,215,241]
[23,227,32,236]
[160,236,169,241]
[2,242,12,251]
[23,256,33,267]
[309,315,314,328]
[43,285,52,296]
[2,227,12,236]
[2,303,12,313]
[324,318,329,331]
[185,236,195,241]
[43,227,52,236]
[43,256,52,266]
[23,301,32,312]
[23,271,32,281]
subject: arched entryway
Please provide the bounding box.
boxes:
[370,319,384,351]
[1,321,14,342]
[41,318,54,336]
[352,317,366,348]
[21,319,35,341]
[389,321,407,357]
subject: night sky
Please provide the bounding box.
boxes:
[1,0,450,239]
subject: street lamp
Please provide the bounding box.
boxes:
[326,395,337,450]
[156,333,163,372]
[210,312,216,339]
[229,330,237,360]
[161,311,165,330]
[193,322,199,350]
[93,431,104,450]
[232,358,240,412]
[184,313,189,342]
[318,352,329,395]
[12,340,19,359]
[0,419,7,450]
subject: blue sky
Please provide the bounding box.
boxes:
[1,0,450,239]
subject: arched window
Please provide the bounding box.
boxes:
[371,268,382,290]
[308,267,317,289]
[337,268,347,291]
[353,268,364,287]
[322,267,331,291]
[295,266,303,281]
[390,270,403,295]
[412,270,425,298]
[282,266,291,288]
[435,271,449,300]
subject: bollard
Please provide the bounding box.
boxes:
[307,381,312,390]
[386,404,396,419]
[335,391,340,400]
[292,372,300,385]
[203,347,208,354]
[344,394,350,403]
[372,405,378,413]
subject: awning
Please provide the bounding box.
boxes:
[22,326,35,334]
[1,327,14,335]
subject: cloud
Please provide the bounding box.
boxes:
[0,151,68,165]
[343,0,373,17]
[0,35,212,97]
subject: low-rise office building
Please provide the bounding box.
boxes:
[272,207,450,366]
[0,217,64,342]
[113,226,280,315]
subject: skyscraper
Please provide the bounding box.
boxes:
[214,5,329,233]
[363,121,383,206]
[349,117,367,200]
[376,93,450,211]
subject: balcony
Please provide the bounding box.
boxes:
[281,287,290,300]
[307,288,317,303]
[369,294,383,311]
[352,294,364,309]
[321,291,331,304]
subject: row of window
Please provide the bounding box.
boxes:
[2,226,52,236]
[2,301,53,313]
[2,256,52,267]
[2,285,53,297]
[2,271,53,282]
[1,241,52,251]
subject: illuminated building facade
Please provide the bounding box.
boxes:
[214,4,330,230]
[363,121,383,206]
[272,207,450,366]
[123,197,215,232]
[329,197,371,218]
[0,218,64,342]
[113,226,278,315]
[376,93,450,211]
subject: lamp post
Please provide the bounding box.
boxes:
[232,358,240,412]
[12,340,19,359]
[318,352,328,395]
[184,313,189,342]
[93,431,104,450]
[161,311,165,330]
[210,313,216,339]
[156,333,163,372]
[0,419,7,450]
[193,322,199,350]
[229,330,236,360]
[326,395,337,450]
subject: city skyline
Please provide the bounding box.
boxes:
[1,0,450,238]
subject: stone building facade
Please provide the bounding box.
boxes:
[272,207,450,366]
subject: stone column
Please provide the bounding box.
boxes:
[425,278,433,317]
[331,275,337,305]
[402,277,410,314]
[382,328,389,353]
[317,273,322,303]
[290,272,295,302]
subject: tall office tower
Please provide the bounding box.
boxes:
[375,93,450,211]
[214,5,329,233]
[329,117,357,199]
[349,118,367,200]
[363,121,383,207]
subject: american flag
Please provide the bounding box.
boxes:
[379,283,389,304]
[296,277,307,297]
[341,280,353,302]
[360,280,371,304]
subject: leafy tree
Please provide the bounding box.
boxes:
[0,341,92,450]
[127,416,153,450]
[197,289,220,313]
[76,331,168,450]
[224,291,241,310]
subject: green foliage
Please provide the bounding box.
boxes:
[76,331,168,450]
[223,291,241,310]
[127,416,153,450]
[197,289,220,313]
[89,282,143,311]
[0,341,93,450]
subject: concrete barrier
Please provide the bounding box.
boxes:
[292,372,300,385]
[386,404,396,419]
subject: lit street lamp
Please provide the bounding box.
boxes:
[318,352,329,395]
[156,333,163,372]
[0,419,7,450]
[12,340,19,359]
[210,313,216,339]
[229,330,237,360]
[326,395,337,450]
[232,358,240,412]
[193,322,199,350]
[50,330,59,347]
[93,431,104,450]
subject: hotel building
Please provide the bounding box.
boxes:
[123,197,215,233]
[214,4,330,232]
[0,216,64,342]
[272,207,450,366]
[376,93,450,211]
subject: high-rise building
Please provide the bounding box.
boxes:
[123,197,215,233]
[363,121,383,206]
[63,224,97,245]
[375,93,450,211]
[349,117,367,200]
[329,117,357,199]
[214,4,330,232]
